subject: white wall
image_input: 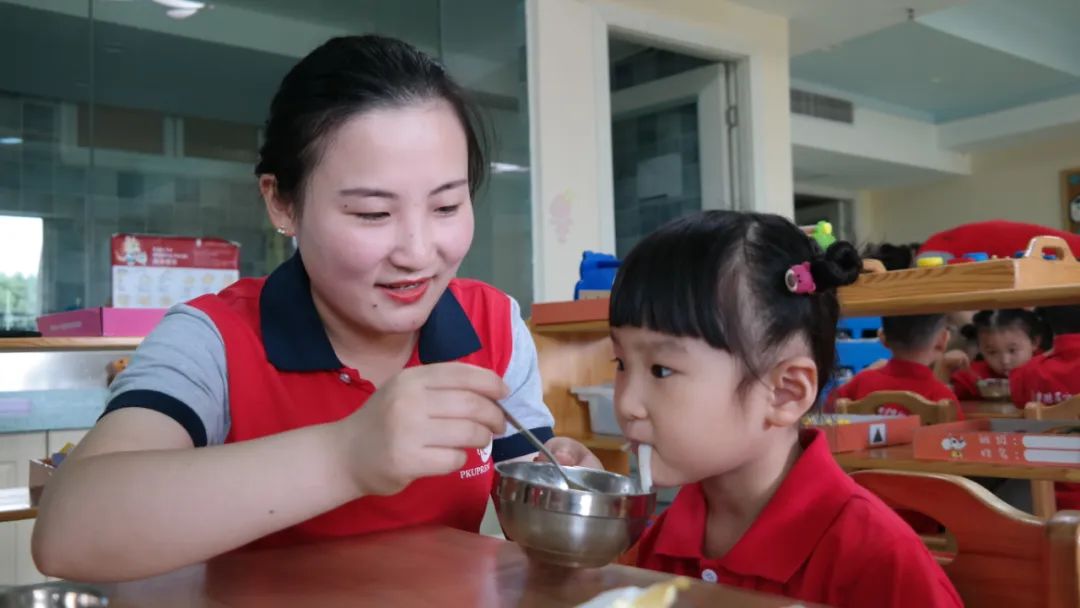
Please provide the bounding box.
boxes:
[527,0,791,302]
[858,131,1080,244]
[792,106,970,174]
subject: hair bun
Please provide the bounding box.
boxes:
[810,241,861,290]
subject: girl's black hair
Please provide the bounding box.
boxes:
[255,35,488,213]
[1036,305,1080,337]
[610,210,862,399]
[860,242,920,271]
[969,309,1045,344]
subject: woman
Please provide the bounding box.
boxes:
[33,35,598,582]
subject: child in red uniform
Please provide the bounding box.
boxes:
[830,315,962,417]
[1010,305,1080,509]
[612,211,961,608]
[1011,305,1080,407]
[951,309,1041,401]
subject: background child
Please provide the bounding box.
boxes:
[1010,305,1080,407]
[613,211,960,608]
[830,315,961,416]
[951,309,1041,401]
[1010,305,1080,509]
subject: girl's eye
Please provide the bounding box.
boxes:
[354,212,390,221]
[613,358,625,371]
[435,204,461,216]
[650,364,673,379]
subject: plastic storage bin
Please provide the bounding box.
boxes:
[571,384,621,436]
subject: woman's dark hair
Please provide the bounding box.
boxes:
[968,309,1044,344]
[255,35,488,214]
[610,210,862,399]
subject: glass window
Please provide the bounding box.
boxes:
[0,0,532,329]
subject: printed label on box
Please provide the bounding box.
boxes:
[868,422,887,446]
[111,234,240,308]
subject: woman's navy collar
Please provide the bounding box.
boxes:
[259,253,481,371]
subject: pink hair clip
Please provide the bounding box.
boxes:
[785,262,816,295]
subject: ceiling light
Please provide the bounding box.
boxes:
[152,0,205,9]
[0,137,23,145]
[491,162,529,174]
[166,8,200,19]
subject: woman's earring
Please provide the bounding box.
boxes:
[275,226,289,236]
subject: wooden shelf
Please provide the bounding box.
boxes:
[839,283,1080,317]
[0,488,35,523]
[532,320,609,335]
[839,237,1080,315]
[0,337,142,352]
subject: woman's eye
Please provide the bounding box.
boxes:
[613,358,625,371]
[435,204,461,216]
[354,212,390,221]
[650,365,673,379]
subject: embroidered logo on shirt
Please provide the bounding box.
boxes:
[478,437,493,463]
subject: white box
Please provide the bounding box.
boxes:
[571,384,621,437]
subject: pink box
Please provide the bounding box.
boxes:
[36,307,167,337]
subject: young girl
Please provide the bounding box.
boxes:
[951,309,1041,401]
[613,211,961,607]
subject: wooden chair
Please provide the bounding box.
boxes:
[1024,397,1080,518]
[836,391,959,426]
[853,470,1080,608]
[1025,396,1080,422]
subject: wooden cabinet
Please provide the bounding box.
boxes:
[0,432,46,586]
[0,429,89,585]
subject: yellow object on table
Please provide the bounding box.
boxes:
[916,256,945,268]
[576,577,693,608]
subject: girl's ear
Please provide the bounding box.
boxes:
[764,355,817,428]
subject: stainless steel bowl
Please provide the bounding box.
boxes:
[977,378,1011,401]
[492,461,656,568]
[0,583,108,608]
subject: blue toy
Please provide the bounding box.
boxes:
[574,251,621,300]
[837,316,882,340]
[835,340,891,375]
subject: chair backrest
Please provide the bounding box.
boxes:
[853,470,1080,608]
[836,390,958,425]
[1022,397,1080,517]
[1024,396,1080,421]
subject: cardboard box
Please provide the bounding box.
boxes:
[37,307,167,337]
[803,414,921,453]
[914,419,1080,466]
[111,234,240,309]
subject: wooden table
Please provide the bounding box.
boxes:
[0,488,35,523]
[961,400,1022,419]
[96,527,813,607]
[834,444,1080,482]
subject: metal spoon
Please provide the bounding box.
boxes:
[496,401,595,492]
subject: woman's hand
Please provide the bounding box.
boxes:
[536,436,605,470]
[336,362,508,497]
